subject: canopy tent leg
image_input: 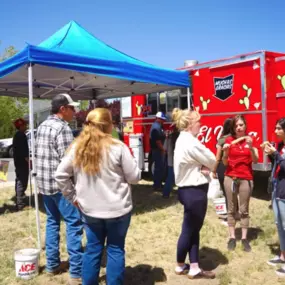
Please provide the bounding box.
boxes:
[28,64,41,250]
[187,87,192,110]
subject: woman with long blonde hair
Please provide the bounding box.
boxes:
[173,108,216,280]
[55,108,141,285]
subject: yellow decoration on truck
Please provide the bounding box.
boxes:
[277,75,285,90]
[239,84,252,110]
[200,96,210,110]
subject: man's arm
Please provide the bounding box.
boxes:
[156,140,165,153]
[23,134,29,161]
[152,129,165,152]
[213,146,223,178]
[55,145,76,203]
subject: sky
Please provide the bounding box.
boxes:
[0,0,284,69]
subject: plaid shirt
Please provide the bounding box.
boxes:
[35,115,74,195]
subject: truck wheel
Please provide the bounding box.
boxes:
[8,147,13,158]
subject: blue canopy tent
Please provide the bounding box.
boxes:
[0,21,190,249]
[0,21,189,99]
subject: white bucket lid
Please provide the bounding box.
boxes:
[14,248,40,261]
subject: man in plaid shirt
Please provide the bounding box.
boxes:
[36,93,83,285]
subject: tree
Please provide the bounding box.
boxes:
[109,100,121,123]
[0,44,28,138]
[74,99,121,127]
[0,44,17,61]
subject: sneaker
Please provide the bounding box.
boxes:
[175,264,190,275]
[188,270,216,279]
[241,239,251,252]
[267,256,285,267]
[227,238,236,251]
[276,268,285,277]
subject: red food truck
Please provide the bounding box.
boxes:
[121,50,285,172]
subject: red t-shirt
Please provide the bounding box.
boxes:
[224,135,258,180]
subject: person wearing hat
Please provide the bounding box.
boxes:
[12,118,29,211]
[35,93,83,285]
[150,111,167,191]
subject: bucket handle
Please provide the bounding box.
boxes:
[13,236,37,252]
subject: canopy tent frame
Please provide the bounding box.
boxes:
[0,21,190,250]
[28,64,41,249]
[0,64,187,100]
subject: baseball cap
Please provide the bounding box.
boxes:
[51,93,80,110]
[14,118,27,129]
[156,111,167,120]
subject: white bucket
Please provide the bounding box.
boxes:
[14,248,40,280]
[213,197,227,215]
[208,176,222,200]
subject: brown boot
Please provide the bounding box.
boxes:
[188,270,216,279]
[46,261,69,276]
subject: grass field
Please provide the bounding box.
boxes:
[1,174,285,285]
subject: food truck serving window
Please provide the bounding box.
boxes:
[147,88,189,116]
[180,88,188,110]
[166,89,180,115]
[147,92,167,115]
[147,93,158,115]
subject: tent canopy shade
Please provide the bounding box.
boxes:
[0,21,190,100]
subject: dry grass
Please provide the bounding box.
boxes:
[1,176,285,285]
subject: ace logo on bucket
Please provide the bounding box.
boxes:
[16,262,37,278]
[19,263,36,273]
[213,75,234,101]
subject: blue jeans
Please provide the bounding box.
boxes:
[152,149,165,189]
[43,192,83,278]
[162,166,175,197]
[272,190,285,251]
[81,212,131,285]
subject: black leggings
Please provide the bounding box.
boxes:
[176,184,208,264]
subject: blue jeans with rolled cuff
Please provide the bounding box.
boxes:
[43,192,83,278]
